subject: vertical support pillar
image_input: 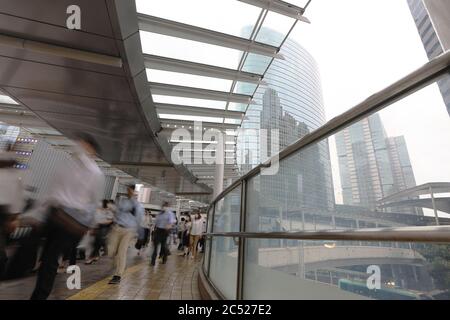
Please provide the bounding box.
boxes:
[236,180,247,300]
[176,199,181,221]
[111,176,120,201]
[430,186,440,225]
[206,203,215,277]
[213,134,225,198]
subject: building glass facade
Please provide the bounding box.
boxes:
[335,114,421,214]
[407,0,450,116]
[236,27,335,211]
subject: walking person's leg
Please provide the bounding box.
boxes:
[189,234,195,259]
[114,230,134,280]
[192,235,200,259]
[177,232,183,250]
[160,230,168,263]
[107,225,123,284]
[151,229,161,266]
[143,228,150,248]
[30,220,80,300]
[107,225,121,259]
[88,229,102,262]
[68,241,78,266]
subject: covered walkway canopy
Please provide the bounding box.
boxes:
[0,0,311,203]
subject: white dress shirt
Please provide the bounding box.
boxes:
[191,218,204,236]
[0,167,24,214]
[45,147,104,227]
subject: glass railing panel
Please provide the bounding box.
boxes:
[243,239,450,300]
[203,207,214,274]
[209,186,241,299]
[244,74,450,236]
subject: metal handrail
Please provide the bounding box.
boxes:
[203,51,450,300]
[206,225,450,243]
[210,51,450,205]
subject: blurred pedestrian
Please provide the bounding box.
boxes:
[107,185,144,285]
[177,216,186,251]
[85,199,114,264]
[189,211,204,260]
[135,210,152,256]
[30,133,104,300]
[180,215,191,257]
[150,202,175,266]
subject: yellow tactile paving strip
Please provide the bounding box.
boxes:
[67,255,202,300]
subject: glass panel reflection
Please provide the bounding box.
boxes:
[244,239,449,300]
[243,75,450,239]
[209,186,241,299]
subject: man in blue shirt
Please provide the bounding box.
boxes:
[150,201,176,266]
[107,185,144,284]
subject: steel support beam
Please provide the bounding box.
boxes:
[238,0,311,22]
[144,54,263,83]
[149,82,255,104]
[156,103,244,120]
[138,13,283,59]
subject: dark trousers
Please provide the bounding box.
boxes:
[151,228,168,264]
[91,225,110,257]
[63,240,79,266]
[198,236,205,252]
[30,210,84,300]
[177,231,184,250]
[135,228,150,250]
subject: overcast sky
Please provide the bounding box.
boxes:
[293,0,450,216]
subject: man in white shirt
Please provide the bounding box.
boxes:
[30,133,104,300]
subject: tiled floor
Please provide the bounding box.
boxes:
[0,246,202,300]
[69,251,202,300]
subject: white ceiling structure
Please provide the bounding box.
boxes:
[135,0,312,189]
[0,0,312,207]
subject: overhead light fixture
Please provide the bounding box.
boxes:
[0,34,122,67]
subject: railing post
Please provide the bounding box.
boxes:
[206,203,215,277]
[236,180,247,300]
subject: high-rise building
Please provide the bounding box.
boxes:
[407,0,450,116]
[237,27,334,211]
[335,114,421,214]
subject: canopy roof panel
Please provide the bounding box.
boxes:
[134,0,311,189]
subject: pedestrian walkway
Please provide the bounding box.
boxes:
[0,245,202,300]
[68,253,202,300]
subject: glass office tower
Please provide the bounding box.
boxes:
[335,114,421,214]
[237,27,335,212]
[407,0,450,116]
